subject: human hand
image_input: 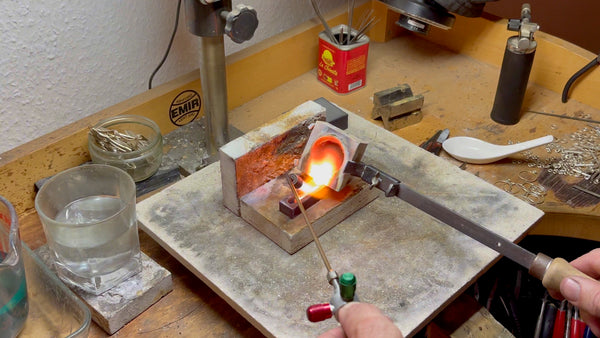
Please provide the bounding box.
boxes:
[558,249,600,336]
[318,302,403,338]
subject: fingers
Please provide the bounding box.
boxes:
[547,288,563,301]
[318,326,345,338]
[570,248,600,279]
[336,303,403,338]
[560,276,600,336]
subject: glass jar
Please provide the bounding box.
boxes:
[88,115,163,182]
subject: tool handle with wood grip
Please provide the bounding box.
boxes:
[530,253,595,291]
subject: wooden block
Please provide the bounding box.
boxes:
[450,307,513,337]
[35,246,173,335]
[426,293,512,338]
[219,101,326,216]
[240,175,379,254]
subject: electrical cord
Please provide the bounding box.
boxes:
[561,53,600,103]
[148,0,182,90]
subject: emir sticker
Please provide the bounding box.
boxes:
[170,90,201,126]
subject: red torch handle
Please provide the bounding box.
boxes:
[307,303,334,322]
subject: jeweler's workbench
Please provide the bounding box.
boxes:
[5,1,600,336]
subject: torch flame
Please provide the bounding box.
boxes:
[308,158,336,186]
[304,136,345,190]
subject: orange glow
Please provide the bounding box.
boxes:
[297,180,317,195]
[309,161,336,186]
[305,136,345,188]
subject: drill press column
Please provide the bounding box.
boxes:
[184,0,258,152]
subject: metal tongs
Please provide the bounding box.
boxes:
[343,161,592,291]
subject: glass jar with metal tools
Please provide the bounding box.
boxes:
[88,115,163,182]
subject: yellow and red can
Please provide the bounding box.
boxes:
[317,25,369,94]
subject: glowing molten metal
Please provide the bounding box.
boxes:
[305,136,345,189]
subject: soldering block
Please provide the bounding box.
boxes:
[219,100,326,216]
[35,245,173,335]
[240,174,378,254]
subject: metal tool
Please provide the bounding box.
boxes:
[347,0,355,45]
[347,14,379,45]
[310,0,337,44]
[553,300,568,338]
[571,307,586,338]
[541,301,558,338]
[572,185,600,199]
[89,127,149,153]
[526,110,600,125]
[343,160,592,291]
[286,174,358,322]
[420,128,449,155]
[490,3,539,125]
[566,303,574,338]
[312,0,376,46]
[184,0,258,152]
[533,293,548,338]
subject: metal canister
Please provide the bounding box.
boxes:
[317,24,369,94]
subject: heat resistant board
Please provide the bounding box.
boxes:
[136,110,544,337]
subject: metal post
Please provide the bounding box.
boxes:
[200,35,229,152]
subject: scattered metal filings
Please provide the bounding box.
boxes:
[89,127,149,153]
[515,124,600,183]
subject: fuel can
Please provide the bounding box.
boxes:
[317,25,369,94]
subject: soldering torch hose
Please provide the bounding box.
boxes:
[561,54,600,103]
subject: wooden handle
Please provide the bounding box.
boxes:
[542,257,594,291]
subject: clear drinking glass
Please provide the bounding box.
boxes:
[35,164,141,295]
[0,195,28,337]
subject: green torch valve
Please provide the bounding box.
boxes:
[339,272,357,302]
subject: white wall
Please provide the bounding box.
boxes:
[0,0,352,154]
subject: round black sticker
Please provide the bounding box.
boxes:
[169,90,201,126]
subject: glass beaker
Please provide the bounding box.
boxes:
[35,164,141,295]
[0,195,28,337]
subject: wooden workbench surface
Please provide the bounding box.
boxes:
[230,34,600,234]
[9,2,600,336]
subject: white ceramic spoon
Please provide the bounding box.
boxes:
[442,135,554,164]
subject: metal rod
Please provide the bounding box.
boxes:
[200,35,230,153]
[526,110,600,124]
[572,185,600,199]
[286,174,333,272]
[349,16,378,44]
[310,0,336,44]
[347,0,355,45]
